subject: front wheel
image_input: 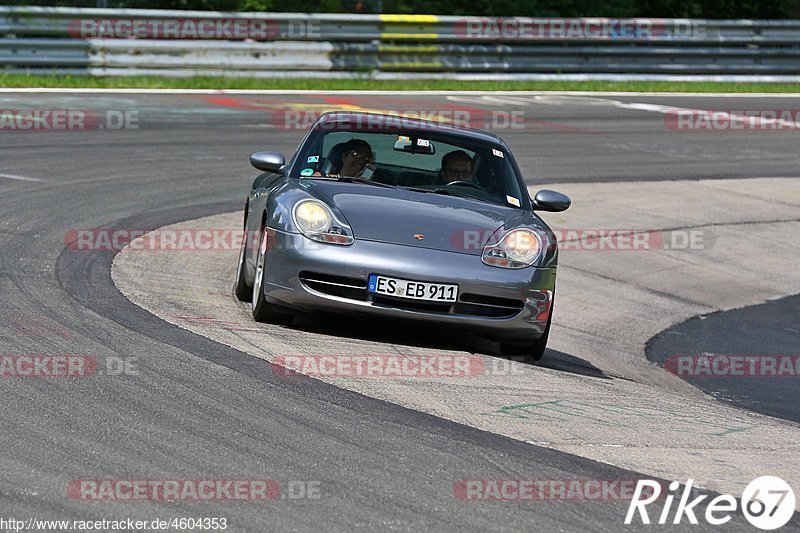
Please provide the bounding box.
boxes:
[251,227,293,325]
[499,316,551,363]
[234,224,252,302]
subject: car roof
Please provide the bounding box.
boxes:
[312,111,507,146]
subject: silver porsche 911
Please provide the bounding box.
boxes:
[235,112,570,362]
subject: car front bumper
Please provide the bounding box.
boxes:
[261,229,556,341]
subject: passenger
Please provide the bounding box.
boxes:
[318,139,374,178]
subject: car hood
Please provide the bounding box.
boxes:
[300,180,529,255]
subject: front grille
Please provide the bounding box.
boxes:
[454,293,524,318]
[299,271,368,301]
[372,295,452,313]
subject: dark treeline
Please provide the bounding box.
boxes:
[7,0,800,18]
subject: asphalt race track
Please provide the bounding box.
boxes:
[648,293,800,424]
[1,90,799,531]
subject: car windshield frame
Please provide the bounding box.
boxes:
[291,124,532,211]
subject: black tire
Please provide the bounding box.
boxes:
[234,223,252,302]
[251,227,293,325]
[500,315,551,363]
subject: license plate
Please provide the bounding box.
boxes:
[368,274,458,303]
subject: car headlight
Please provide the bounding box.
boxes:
[292,199,354,245]
[482,228,543,269]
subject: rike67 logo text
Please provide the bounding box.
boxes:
[626,476,795,530]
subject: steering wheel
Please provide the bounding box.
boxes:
[445,180,485,190]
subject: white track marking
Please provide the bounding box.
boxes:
[614,101,800,128]
[463,93,800,129]
[446,95,533,106]
[0,172,45,182]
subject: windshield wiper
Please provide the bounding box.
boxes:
[404,186,487,202]
[403,186,452,195]
[335,176,396,188]
[307,176,396,189]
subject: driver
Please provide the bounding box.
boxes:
[440,150,475,183]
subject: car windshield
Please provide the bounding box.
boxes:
[293,127,528,209]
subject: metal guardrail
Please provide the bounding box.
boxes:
[89,40,334,70]
[0,38,89,67]
[2,7,800,78]
[338,43,800,74]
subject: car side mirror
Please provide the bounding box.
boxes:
[532,189,571,212]
[250,151,286,173]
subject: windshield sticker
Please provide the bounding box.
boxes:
[417,139,430,147]
[492,149,504,158]
[506,195,521,207]
[307,155,319,163]
[300,168,314,176]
